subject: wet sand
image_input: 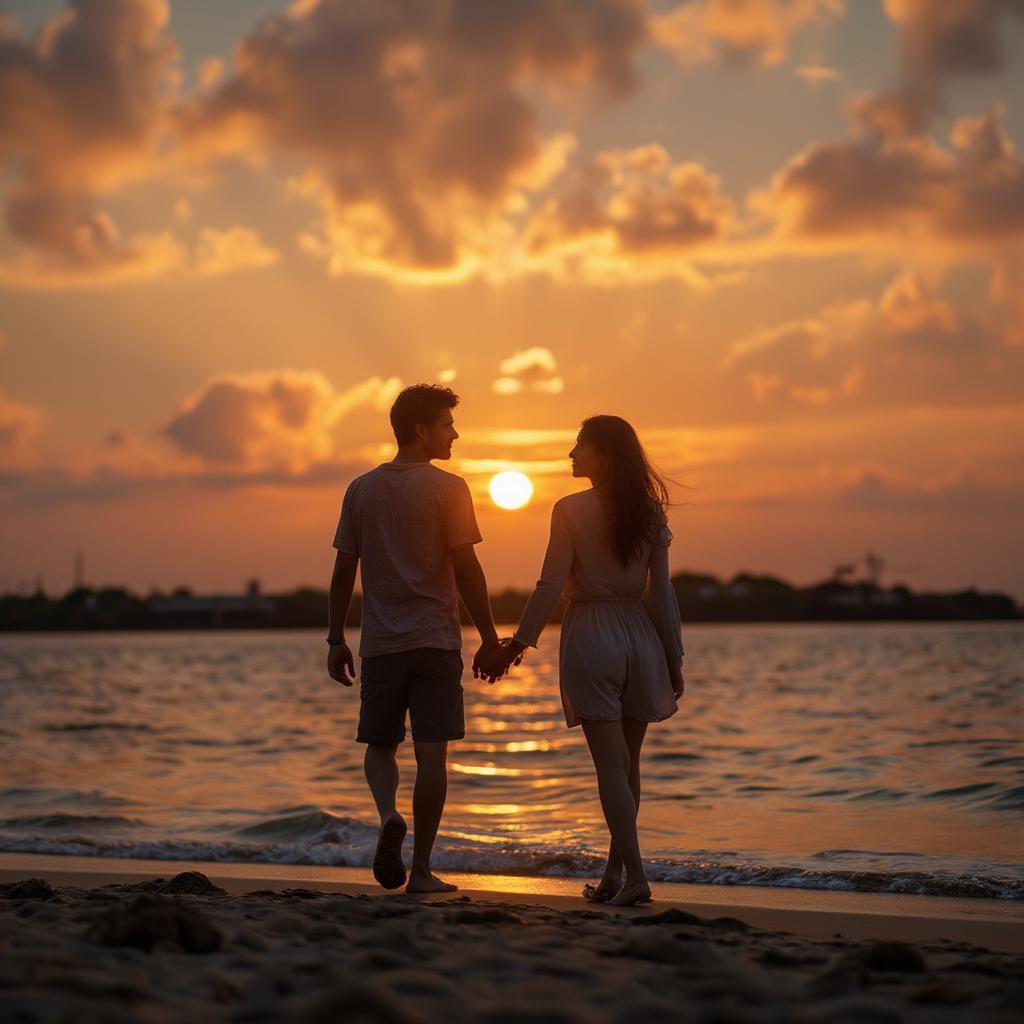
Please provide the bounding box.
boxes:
[2,855,1021,1022]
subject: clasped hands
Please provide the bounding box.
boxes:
[473,637,525,683]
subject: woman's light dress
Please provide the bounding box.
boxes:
[513,489,685,728]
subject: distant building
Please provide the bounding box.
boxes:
[147,583,275,628]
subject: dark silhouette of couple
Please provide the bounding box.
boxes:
[327,384,685,906]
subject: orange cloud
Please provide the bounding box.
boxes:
[852,0,1024,137]
[162,370,401,471]
[177,0,648,282]
[837,466,1024,513]
[194,226,279,277]
[0,223,282,289]
[751,106,1024,257]
[795,64,842,84]
[525,145,735,282]
[723,271,1024,411]
[991,255,1024,345]
[0,391,41,466]
[0,230,187,290]
[878,270,959,333]
[0,0,179,280]
[654,0,844,68]
[493,347,563,395]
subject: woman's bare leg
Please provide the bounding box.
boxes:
[582,720,650,904]
[594,719,647,896]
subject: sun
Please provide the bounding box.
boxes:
[488,470,533,510]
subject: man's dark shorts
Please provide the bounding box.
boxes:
[357,647,465,745]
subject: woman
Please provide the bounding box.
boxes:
[490,415,685,907]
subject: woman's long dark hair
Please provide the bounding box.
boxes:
[580,415,670,567]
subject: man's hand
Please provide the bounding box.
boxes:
[327,642,356,686]
[472,639,505,683]
[473,638,519,683]
[669,662,685,700]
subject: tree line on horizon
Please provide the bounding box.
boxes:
[0,570,1018,631]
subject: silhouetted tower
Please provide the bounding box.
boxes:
[73,551,85,590]
[864,550,885,588]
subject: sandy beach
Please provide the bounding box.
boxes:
[2,855,1021,1023]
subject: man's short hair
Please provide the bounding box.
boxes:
[389,384,459,445]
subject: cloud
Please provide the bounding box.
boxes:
[0,458,370,510]
[162,369,401,470]
[722,310,864,406]
[877,270,959,333]
[653,0,844,68]
[723,270,1024,410]
[0,223,284,289]
[838,467,1024,515]
[0,230,188,289]
[795,64,841,84]
[852,0,1024,137]
[177,0,648,283]
[0,0,180,281]
[194,226,279,277]
[991,254,1024,345]
[525,145,735,282]
[751,105,1024,258]
[492,347,564,395]
[0,391,42,466]
[104,429,129,449]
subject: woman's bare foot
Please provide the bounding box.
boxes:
[405,871,458,894]
[583,867,622,902]
[606,879,652,907]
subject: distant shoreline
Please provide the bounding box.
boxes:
[2,610,1024,626]
[2,571,1020,631]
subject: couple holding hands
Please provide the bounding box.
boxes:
[326,384,685,907]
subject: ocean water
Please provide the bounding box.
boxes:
[0,623,1021,899]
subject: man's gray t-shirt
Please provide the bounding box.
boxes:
[333,462,482,658]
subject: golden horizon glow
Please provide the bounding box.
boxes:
[488,470,534,510]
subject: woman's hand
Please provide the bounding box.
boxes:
[668,662,685,700]
[500,637,526,669]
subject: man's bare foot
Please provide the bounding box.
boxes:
[607,879,652,907]
[405,871,458,894]
[372,813,407,890]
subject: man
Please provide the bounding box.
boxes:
[326,384,509,894]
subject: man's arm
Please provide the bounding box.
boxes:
[450,543,502,680]
[327,549,359,685]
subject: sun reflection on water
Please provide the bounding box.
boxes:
[463,804,528,816]
[451,763,524,777]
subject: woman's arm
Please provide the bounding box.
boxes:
[643,543,685,666]
[511,501,574,650]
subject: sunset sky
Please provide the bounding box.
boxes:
[1,0,1022,601]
